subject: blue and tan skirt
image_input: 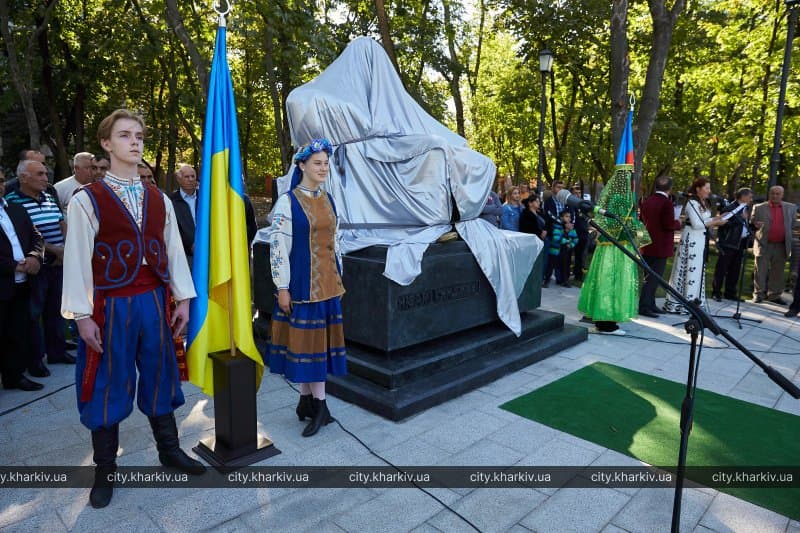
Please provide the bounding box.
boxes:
[267,297,347,383]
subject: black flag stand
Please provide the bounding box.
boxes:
[193,350,281,468]
[586,218,799,533]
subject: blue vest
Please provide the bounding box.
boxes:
[287,190,339,302]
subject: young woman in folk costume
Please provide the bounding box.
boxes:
[267,139,346,437]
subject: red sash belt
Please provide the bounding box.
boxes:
[80,266,168,402]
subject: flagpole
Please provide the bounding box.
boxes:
[215,0,229,27]
[192,0,281,467]
[215,1,234,359]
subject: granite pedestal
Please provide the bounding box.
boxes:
[253,240,587,420]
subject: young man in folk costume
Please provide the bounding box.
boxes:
[267,138,347,438]
[62,109,204,508]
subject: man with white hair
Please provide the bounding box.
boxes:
[54,152,94,209]
[169,164,198,266]
[6,159,73,375]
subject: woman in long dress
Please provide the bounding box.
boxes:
[267,138,346,437]
[663,178,728,314]
[577,161,650,335]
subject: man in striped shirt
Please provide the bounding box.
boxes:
[5,159,74,375]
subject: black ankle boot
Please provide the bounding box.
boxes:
[302,398,334,437]
[148,413,206,475]
[89,425,119,508]
[296,394,314,421]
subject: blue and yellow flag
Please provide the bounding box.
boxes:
[615,109,635,167]
[187,25,262,394]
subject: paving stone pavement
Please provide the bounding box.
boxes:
[1,287,798,532]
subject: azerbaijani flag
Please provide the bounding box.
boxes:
[187,25,262,394]
[616,109,635,167]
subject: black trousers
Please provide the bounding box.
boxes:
[573,236,588,279]
[0,282,33,385]
[639,255,667,312]
[712,247,744,298]
[29,263,67,366]
[789,262,800,312]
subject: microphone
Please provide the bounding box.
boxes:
[555,189,619,219]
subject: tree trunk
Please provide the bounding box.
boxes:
[259,12,293,170]
[468,0,487,132]
[36,20,70,180]
[751,4,782,187]
[0,0,56,149]
[165,0,209,100]
[634,0,688,190]
[72,84,86,152]
[610,0,629,160]
[552,71,579,183]
[442,0,465,136]
[374,0,401,77]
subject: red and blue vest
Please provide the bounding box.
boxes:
[82,181,170,289]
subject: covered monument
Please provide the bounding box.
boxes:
[254,37,586,419]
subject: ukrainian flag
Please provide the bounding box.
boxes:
[187,25,262,394]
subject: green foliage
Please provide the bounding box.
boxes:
[1,0,798,199]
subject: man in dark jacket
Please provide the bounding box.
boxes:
[712,188,753,301]
[169,164,198,267]
[0,171,45,391]
[638,176,681,317]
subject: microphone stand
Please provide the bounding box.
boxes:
[586,216,800,533]
[711,245,761,329]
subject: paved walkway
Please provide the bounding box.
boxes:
[1,289,799,533]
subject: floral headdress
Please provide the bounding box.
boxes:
[290,138,333,190]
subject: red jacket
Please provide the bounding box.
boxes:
[640,192,681,258]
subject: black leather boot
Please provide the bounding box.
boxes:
[302,398,334,437]
[296,394,314,421]
[89,424,119,508]
[148,413,206,475]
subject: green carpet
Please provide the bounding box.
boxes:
[501,362,800,520]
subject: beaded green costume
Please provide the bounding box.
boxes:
[578,162,651,323]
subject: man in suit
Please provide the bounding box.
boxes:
[169,164,198,267]
[749,185,798,303]
[711,188,753,301]
[0,170,45,391]
[638,176,681,317]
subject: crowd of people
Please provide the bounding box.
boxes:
[2,107,799,509]
[483,180,591,288]
[0,146,212,394]
[482,175,800,334]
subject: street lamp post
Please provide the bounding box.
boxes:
[537,49,553,196]
[768,0,799,188]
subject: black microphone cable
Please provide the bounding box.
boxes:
[282,378,482,533]
[0,382,75,418]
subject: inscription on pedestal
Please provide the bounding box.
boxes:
[396,281,480,311]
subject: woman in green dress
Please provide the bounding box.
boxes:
[577,162,650,336]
